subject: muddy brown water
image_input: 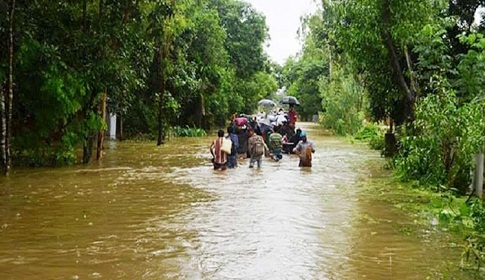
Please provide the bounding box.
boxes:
[0,123,472,279]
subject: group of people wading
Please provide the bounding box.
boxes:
[209,106,315,170]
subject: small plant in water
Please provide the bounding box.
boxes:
[174,125,207,137]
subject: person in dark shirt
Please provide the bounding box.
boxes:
[290,128,302,144]
[226,126,239,168]
[282,128,302,154]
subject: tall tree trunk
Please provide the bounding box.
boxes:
[156,45,165,146]
[0,84,5,171]
[83,133,95,164]
[404,45,419,98]
[197,82,206,128]
[157,0,176,145]
[381,0,415,121]
[5,0,15,176]
[83,0,106,162]
[118,114,123,141]
[82,0,87,32]
[96,90,107,160]
[157,98,164,145]
[99,0,103,15]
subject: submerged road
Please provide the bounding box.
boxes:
[0,123,467,279]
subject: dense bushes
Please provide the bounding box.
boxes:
[393,84,484,193]
[354,123,386,151]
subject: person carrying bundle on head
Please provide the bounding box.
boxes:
[293,131,315,167]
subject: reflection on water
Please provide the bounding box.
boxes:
[0,123,474,279]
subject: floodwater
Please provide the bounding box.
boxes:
[0,123,473,279]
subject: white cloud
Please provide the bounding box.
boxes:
[243,0,318,65]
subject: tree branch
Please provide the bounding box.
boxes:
[381,0,415,120]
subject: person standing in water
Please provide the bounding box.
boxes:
[268,127,283,161]
[210,129,228,170]
[226,126,239,168]
[293,132,315,167]
[248,127,268,168]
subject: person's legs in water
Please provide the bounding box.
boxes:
[249,156,256,168]
[298,159,312,167]
[272,149,282,161]
[214,162,228,170]
[227,155,237,168]
[249,156,262,168]
[256,157,262,168]
[304,161,312,167]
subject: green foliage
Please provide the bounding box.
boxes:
[281,14,327,120]
[354,123,386,151]
[321,0,446,124]
[236,71,278,114]
[285,60,327,120]
[353,122,379,141]
[461,198,485,269]
[393,82,484,191]
[209,0,268,79]
[319,65,366,136]
[456,33,485,101]
[387,18,485,268]
[203,0,273,119]
[9,0,159,165]
[174,125,207,137]
[413,22,454,96]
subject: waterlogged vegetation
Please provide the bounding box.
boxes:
[174,125,207,137]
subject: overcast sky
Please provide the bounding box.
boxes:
[243,0,318,65]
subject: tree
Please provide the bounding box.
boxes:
[281,13,328,121]
[324,0,444,124]
[3,0,15,175]
[208,0,274,116]
[184,5,228,128]
[209,0,268,79]
[10,1,152,165]
[0,1,5,173]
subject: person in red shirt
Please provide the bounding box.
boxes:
[288,105,297,132]
[288,105,297,124]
